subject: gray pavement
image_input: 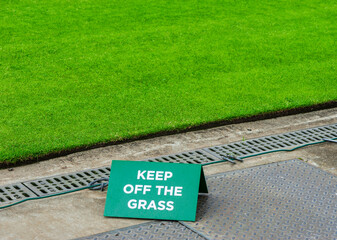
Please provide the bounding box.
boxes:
[0,108,336,240]
[78,160,337,240]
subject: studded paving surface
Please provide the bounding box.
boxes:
[184,160,337,240]
[77,160,337,240]
[77,221,206,240]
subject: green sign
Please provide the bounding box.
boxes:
[104,160,208,221]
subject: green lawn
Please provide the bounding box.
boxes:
[1,0,337,165]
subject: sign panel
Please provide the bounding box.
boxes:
[104,160,208,221]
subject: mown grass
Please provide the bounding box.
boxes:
[1,0,337,164]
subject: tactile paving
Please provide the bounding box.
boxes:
[23,167,110,196]
[182,159,337,240]
[146,150,219,164]
[76,221,206,240]
[204,124,337,160]
[0,183,38,206]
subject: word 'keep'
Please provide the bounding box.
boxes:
[137,170,173,181]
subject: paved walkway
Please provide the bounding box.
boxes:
[0,108,336,240]
[78,160,336,240]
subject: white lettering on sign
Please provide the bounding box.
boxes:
[158,200,165,210]
[155,186,183,196]
[127,199,174,211]
[137,170,173,181]
[123,184,133,194]
[125,185,183,196]
[164,186,173,196]
[124,169,183,212]
[128,199,137,209]
[155,185,164,195]
[166,201,174,211]
[147,171,155,180]
[174,186,183,196]
[143,185,151,194]
[164,171,173,181]
[137,170,146,180]
[124,184,152,194]
[155,171,163,180]
[147,200,156,210]
[138,200,147,209]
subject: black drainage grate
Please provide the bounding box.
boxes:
[146,150,219,164]
[22,167,110,196]
[0,183,38,205]
[204,123,337,159]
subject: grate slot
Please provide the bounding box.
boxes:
[0,183,38,205]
